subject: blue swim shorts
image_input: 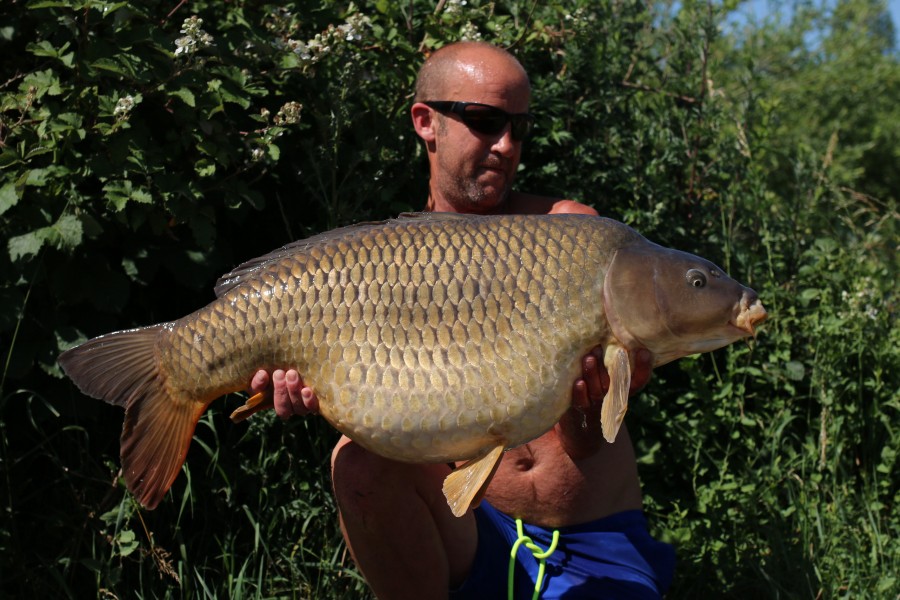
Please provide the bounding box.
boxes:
[449,501,675,599]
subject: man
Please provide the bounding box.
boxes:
[251,41,675,599]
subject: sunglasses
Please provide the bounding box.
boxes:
[424,101,535,141]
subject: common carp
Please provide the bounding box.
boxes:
[59,212,767,516]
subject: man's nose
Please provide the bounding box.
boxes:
[491,125,518,156]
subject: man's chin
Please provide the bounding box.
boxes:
[475,175,510,198]
[473,190,511,213]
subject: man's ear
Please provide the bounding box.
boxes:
[411,102,437,143]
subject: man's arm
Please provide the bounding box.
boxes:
[543,196,654,459]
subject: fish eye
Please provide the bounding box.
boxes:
[686,269,707,288]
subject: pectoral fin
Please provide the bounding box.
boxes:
[442,444,505,518]
[229,392,273,423]
[601,347,632,443]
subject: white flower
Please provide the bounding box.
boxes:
[114,95,135,117]
[174,37,192,56]
[459,22,481,41]
[445,0,468,15]
[339,14,371,41]
[175,15,215,57]
[288,39,313,61]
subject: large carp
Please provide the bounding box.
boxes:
[60,213,767,516]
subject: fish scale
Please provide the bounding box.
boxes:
[59,212,767,514]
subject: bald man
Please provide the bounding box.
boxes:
[252,42,675,599]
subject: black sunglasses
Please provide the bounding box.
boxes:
[424,101,535,141]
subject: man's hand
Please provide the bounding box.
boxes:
[250,369,319,419]
[556,347,653,459]
[571,347,652,410]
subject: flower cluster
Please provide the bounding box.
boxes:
[273,101,303,126]
[458,21,482,41]
[285,13,372,68]
[248,101,303,162]
[174,16,215,57]
[338,13,369,42]
[444,0,469,15]
[114,95,135,118]
[563,7,598,37]
[840,277,881,322]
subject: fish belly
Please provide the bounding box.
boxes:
[161,215,609,463]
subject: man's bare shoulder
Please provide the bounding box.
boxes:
[507,192,598,216]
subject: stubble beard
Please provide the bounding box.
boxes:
[441,164,511,213]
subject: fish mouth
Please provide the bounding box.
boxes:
[732,298,768,337]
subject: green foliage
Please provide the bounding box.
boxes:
[1,0,897,598]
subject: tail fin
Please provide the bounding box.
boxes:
[59,325,207,509]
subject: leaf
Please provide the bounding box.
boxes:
[23,168,50,187]
[8,229,47,261]
[116,529,139,557]
[25,1,73,7]
[103,180,153,211]
[169,87,196,107]
[7,213,83,261]
[47,214,83,250]
[22,68,63,97]
[27,40,74,68]
[90,57,129,77]
[784,361,806,381]
[799,288,820,305]
[0,182,19,216]
[94,2,129,18]
[195,159,216,177]
[0,149,21,168]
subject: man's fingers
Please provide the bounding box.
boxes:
[285,370,307,415]
[581,354,606,402]
[572,379,590,412]
[629,348,653,393]
[272,369,293,419]
[249,370,270,394]
[300,386,320,413]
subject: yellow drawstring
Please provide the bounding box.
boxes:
[508,518,560,600]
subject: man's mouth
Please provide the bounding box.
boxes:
[479,160,505,174]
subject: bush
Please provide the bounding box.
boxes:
[1,0,897,598]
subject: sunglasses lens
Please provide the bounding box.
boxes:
[510,116,534,140]
[461,106,508,135]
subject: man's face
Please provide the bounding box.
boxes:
[429,61,531,214]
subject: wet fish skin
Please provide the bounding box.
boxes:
[59,213,767,514]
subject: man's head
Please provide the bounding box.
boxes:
[411,42,531,214]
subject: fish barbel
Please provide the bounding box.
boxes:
[59,213,767,516]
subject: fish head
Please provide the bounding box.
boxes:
[603,241,767,367]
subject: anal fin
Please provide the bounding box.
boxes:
[601,346,632,443]
[229,392,273,423]
[442,444,505,518]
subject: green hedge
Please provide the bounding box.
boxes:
[1,1,897,598]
